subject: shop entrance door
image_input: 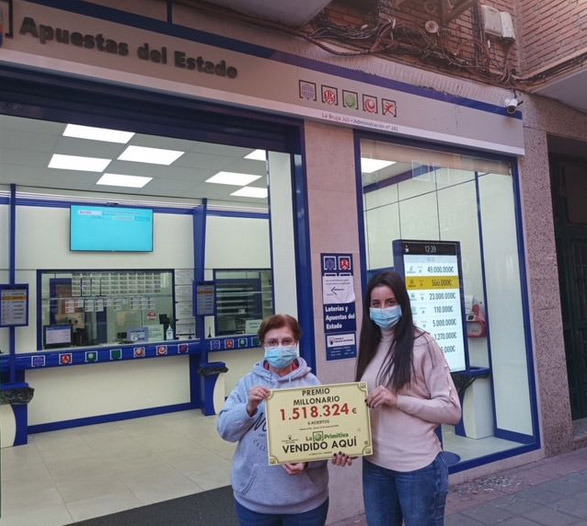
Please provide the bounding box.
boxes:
[551,156,587,419]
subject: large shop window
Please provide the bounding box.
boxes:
[0,112,298,355]
[360,138,537,463]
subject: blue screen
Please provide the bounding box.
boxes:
[70,205,154,252]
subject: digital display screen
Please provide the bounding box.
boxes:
[44,324,73,349]
[394,240,468,372]
[70,205,154,252]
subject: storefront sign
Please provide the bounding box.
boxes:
[321,253,357,360]
[393,240,468,372]
[0,284,29,327]
[265,382,372,465]
[0,0,525,155]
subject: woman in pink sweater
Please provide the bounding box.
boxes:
[355,271,461,526]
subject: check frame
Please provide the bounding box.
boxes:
[265,381,372,465]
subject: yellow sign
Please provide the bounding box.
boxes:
[265,382,372,465]
[406,276,459,290]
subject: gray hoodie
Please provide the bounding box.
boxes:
[217,358,329,515]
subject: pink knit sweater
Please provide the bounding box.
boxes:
[361,329,461,472]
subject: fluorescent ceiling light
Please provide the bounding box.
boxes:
[361,158,396,173]
[206,171,262,186]
[118,145,184,165]
[48,154,111,172]
[231,187,268,199]
[63,124,135,144]
[244,149,267,161]
[96,173,152,188]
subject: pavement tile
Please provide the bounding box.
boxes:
[446,513,486,525]
[521,504,580,526]
[460,502,515,524]
[498,519,547,526]
[540,478,587,496]
[549,496,587,520]
[490,496,540,515]
[516,486,568,504]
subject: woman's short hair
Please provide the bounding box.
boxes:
[258,314,302,344]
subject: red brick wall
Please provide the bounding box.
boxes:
[518,0,587,74]
[310,0,520,86]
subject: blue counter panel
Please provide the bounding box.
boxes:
[0,340,201,371]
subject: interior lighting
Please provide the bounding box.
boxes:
[231,187,268,198]
[205,171,261,186]
[96,173,152,188]
[118,145,185,165]
[48,154,112,172]
[244,149,267,161]
[361,158,396,173]
[63,124,135,144]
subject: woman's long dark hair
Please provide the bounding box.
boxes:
[355,271,416,391]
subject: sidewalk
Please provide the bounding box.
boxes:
[331,447,587,525]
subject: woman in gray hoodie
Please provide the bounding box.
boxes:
[217,314,329,526]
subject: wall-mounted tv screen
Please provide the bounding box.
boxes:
[70,205,154,252]
[44,324,73,349]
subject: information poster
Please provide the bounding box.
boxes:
[321,253,357,360]
[194,282,215,316]
[393,240,468,372]
[0,284,29,327]
[265,382,372,465]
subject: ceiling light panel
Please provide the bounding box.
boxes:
[244,149,267,161]
[96,173,153,188]
[361,158,396,173]
[63,124,135,144]
[48,154,111,172]
[206,171,262,186]
[231,187,268,198]
[118,145,185,165]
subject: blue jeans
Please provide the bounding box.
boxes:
[362,454,448,526]
[234,499,329,526]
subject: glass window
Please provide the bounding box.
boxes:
[39,269,174,348]
[360,138,536,463]
[214,269,273,335]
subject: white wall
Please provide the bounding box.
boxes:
[209,348,264,394]
[205,215,270,269]
[27,357,190,425]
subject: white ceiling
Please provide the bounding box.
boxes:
[0,114,269,207]
[201,0,333,26]
[533,68,587,115]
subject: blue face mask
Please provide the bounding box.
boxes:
[369,305,402,330]
[264,345,298,369]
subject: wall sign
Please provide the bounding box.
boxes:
[392,240,468,372]
[0,284,29,327]
[321,253,357,361]
[1,0,524,155]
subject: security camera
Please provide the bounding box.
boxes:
[504,97,521,115]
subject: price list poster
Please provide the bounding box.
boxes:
[393,240,468,372]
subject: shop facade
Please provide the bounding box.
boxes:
[0,0,583,522]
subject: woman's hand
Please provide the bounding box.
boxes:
[367,386,398,409]
[331,453,354,467]
[247,386,270,416]
[283,462,307,475]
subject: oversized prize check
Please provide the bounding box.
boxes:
[265,382,372,465]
